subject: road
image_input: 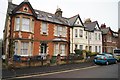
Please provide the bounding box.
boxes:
[12,63,119,79]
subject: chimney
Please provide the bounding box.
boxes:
[84,18,91,24]
[55,8,62,17]
[24,0,29,2]
[8,0,12,3]
[101,23,106,29]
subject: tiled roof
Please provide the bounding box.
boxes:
[68,14,84,26]
[101,28,109,34]
[7,2,69,26]
[84,21,99,32]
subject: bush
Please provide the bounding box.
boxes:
[74,49,83,55]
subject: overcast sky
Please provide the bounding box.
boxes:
[0,0,119,39]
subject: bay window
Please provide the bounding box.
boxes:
[22,18,30,31]
[60,44,65,54]
[14,42,18,54]
[15,17,20,31]
[79,29,83,37]
[15,17,33,32]
[75,29,78,37]
[21,42,29,56]
[55,25,66,37]
[54,43,66,56]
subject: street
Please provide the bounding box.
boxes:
[33,64,118,78]
[10,63,119,79]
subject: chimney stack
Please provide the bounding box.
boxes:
[55,8,62,17]
[101,23,106,29]
[8,0,12,3]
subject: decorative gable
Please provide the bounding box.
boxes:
[74,18,83,26]
[18,4,32,14]
[94,24,100,30]
[12,1,37,17]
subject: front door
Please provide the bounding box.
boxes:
[40,43,47,59]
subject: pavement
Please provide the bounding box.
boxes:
[2,61,95,79]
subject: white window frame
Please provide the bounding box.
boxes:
[41,22,48,34]
[95,33,97,40]
[79,45,83,50]
[75,29,78,37]
[54,43,59,55]
[21,42,29,56]
[14,42,18,55]
[15,17,20,31]
[60,44,66,55]
[22,18,30,32]
[79,29,83,37]
[95,46,97,52]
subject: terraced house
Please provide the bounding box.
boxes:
[70,16,102,54]
[3,0,70,59]
[101,24,119,53]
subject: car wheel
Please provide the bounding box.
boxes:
[106,61,109,65]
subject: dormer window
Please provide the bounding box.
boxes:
[23,7,28,12]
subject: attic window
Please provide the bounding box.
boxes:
[23,7,28,12]
[77,21,79,24]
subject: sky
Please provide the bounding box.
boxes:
[0,0,119,39]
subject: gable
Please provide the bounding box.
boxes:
[74,17,83,26]
[94,24,100,30]
[18,4,32,14]
[12,2,37,17]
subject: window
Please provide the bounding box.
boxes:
[62,27,67,37]
[79,45,83,50]
[15,17,20,31]
[22,18,30,31]
[99,33,101,40]
[89,33,91,39]
[85,46,88,50]
[75,29,78,37]
[23,7,28,12]
[41,22,47,34]
[14,42,18,54]
[75,44,78,50]
[54,44,66,56]
[79,29,83,37]
[41,43,47,54]
[21,42,29,55]
[86,32,88,39]
[54,43,59,55]
[60,44,65,54]
[89,46,92,51]
[99,46,101,53]
[95,33,97,40]
[57,26,62,36]
[107,36,112,42]
[55,26,66,37]
[95,46,97,52]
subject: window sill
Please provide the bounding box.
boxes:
[14,31,34,34]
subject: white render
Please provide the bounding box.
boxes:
[70,16,102,54]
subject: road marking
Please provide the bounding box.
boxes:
[7,65,99,79]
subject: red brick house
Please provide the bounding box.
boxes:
[101,24,119,53]
[3,0,70,59]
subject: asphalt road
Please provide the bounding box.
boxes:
[12,63,119,79]
[36,64,118,78]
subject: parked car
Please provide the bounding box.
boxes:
[93,53,117,65]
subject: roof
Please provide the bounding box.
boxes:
[101,27,109,34]
[84,21,100,32]
[68,14,84,26]
[7,1,69,26]
[101,27,118,37]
